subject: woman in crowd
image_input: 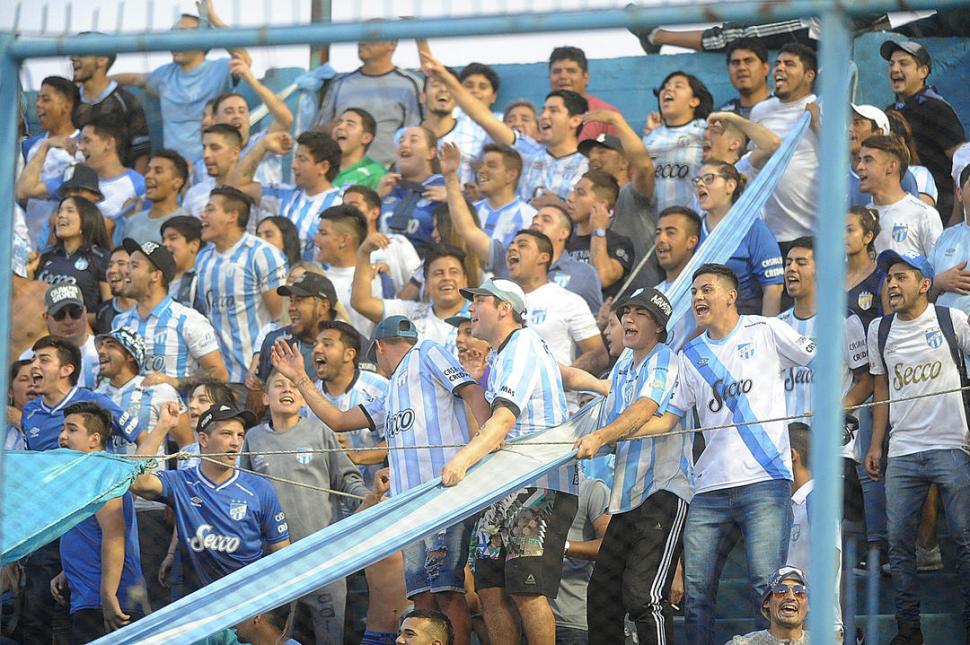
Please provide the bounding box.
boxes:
[256,216,302,268]
[6,359,35,451]
[35,196,111,318]
[693,159,784,316]
[845,205,886,328]
[378,125,445,257]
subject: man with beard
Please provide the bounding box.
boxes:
[96,246,135,334]
[254,272,338,384]
[727,567,810,645]
[71,34,151,171]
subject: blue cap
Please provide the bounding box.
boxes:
[877,249,934,286]
[367,315,419,361]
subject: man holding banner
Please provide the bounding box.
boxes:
[442,278,577,645]
[629,263,815,645]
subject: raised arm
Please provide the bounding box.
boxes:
[227,131,293,200]
[110,73,148,89]
[350,234,389,324]
[270,339,370,431]
[708,112,781,170]
[589,202,625,288]
[15,137,74,201]
[582,110,656,199]
[421,52,514,146]
[440,143,493,263]
[200,0,251,63]
[129,402,180,500]
[231,56,294,133]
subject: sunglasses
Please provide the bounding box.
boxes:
[52,305,84,321]
[691,173,729,187]
[770,582,808,598]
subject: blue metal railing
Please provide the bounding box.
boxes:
[2,3,969,641]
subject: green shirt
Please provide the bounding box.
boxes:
[334,155,388,190]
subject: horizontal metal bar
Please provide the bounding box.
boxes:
[8,0,968,60]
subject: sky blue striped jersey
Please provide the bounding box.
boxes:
[603,344,693,513]
[95,375,184,455]
[319,368,389,487]
[361,340,475,497]
[668,315,815,494]
[113,295,221,379]
[476,197,537,249]
[513,133,589,202]
[487,327,576,494]
[261,184,342,262]
[194,234,288,382]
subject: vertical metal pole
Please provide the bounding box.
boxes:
[811,9,851,645]
[310,0,333,68]
[0,35,19,635]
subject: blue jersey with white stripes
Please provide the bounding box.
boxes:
[668,315,814,494]
[21,385,139,451]
[194,234,288,382]
[261,184,342,262]
[320,369,389,487]
[604,345,693,512]
[361,340,475,497]
[113,296,221,379]
[476,197,537,249]
[155,467,289,586]
[487,327,576,494]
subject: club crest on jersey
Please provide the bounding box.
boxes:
[229,501,247,521]
[74,256,88,271]
[926,329,944,349]
[857,291,874,311]
[296,448,313,465]
[737,342,755,360]
[892,224,909,242]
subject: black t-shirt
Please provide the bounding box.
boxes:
[847,266,884,330]
[94,298,126,335]
[36,245,108,313]
[75,85,151,167]
[888,87,966,219]
[566,230,635,300]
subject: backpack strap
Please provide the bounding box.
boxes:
[934,305,970,414]
[877,312,895,373]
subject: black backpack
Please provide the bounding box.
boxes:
[877,305,970,420]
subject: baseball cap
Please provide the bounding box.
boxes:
[45,284,84,314]
[95,328,147,371]
[850,104,891,135]
[877,249,934,286]
[613,287,672,343]
[277,272,337,303]
[367,315,419,362]
[197,402,258,435]
[122,238,176,283]
[578,133,624,158]
[880,39,932,72]
[444,302,472,328]
[460,278,528,317]
[761,565,808,615]
[57,164,105,202]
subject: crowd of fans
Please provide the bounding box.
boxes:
[4,4,970,645]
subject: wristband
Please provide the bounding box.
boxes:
[564,540,571,554]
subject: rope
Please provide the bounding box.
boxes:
[120,383,970,462]
[193,454,367,501]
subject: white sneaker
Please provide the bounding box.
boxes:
[916,544,943,572]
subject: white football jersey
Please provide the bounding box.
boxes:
[669,315,815,494]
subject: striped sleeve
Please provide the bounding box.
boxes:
[636,348,678,408]
[666,351,695,418]
[422,342,474,394]
[254,244,288,293]
[491,334,541,417]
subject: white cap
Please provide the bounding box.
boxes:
[851,104,891,136]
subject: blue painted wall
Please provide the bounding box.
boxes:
[22,34,970,151]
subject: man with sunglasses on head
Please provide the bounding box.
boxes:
[20,284,99,388]
[727,566,810,645]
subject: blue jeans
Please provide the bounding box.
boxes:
[854,407,887,543]
[402,518,474,597]
[886,449,970,626]
[555,625,589,645]
[683,479,793,645]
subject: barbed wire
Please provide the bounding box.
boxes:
[121,383,970,465]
